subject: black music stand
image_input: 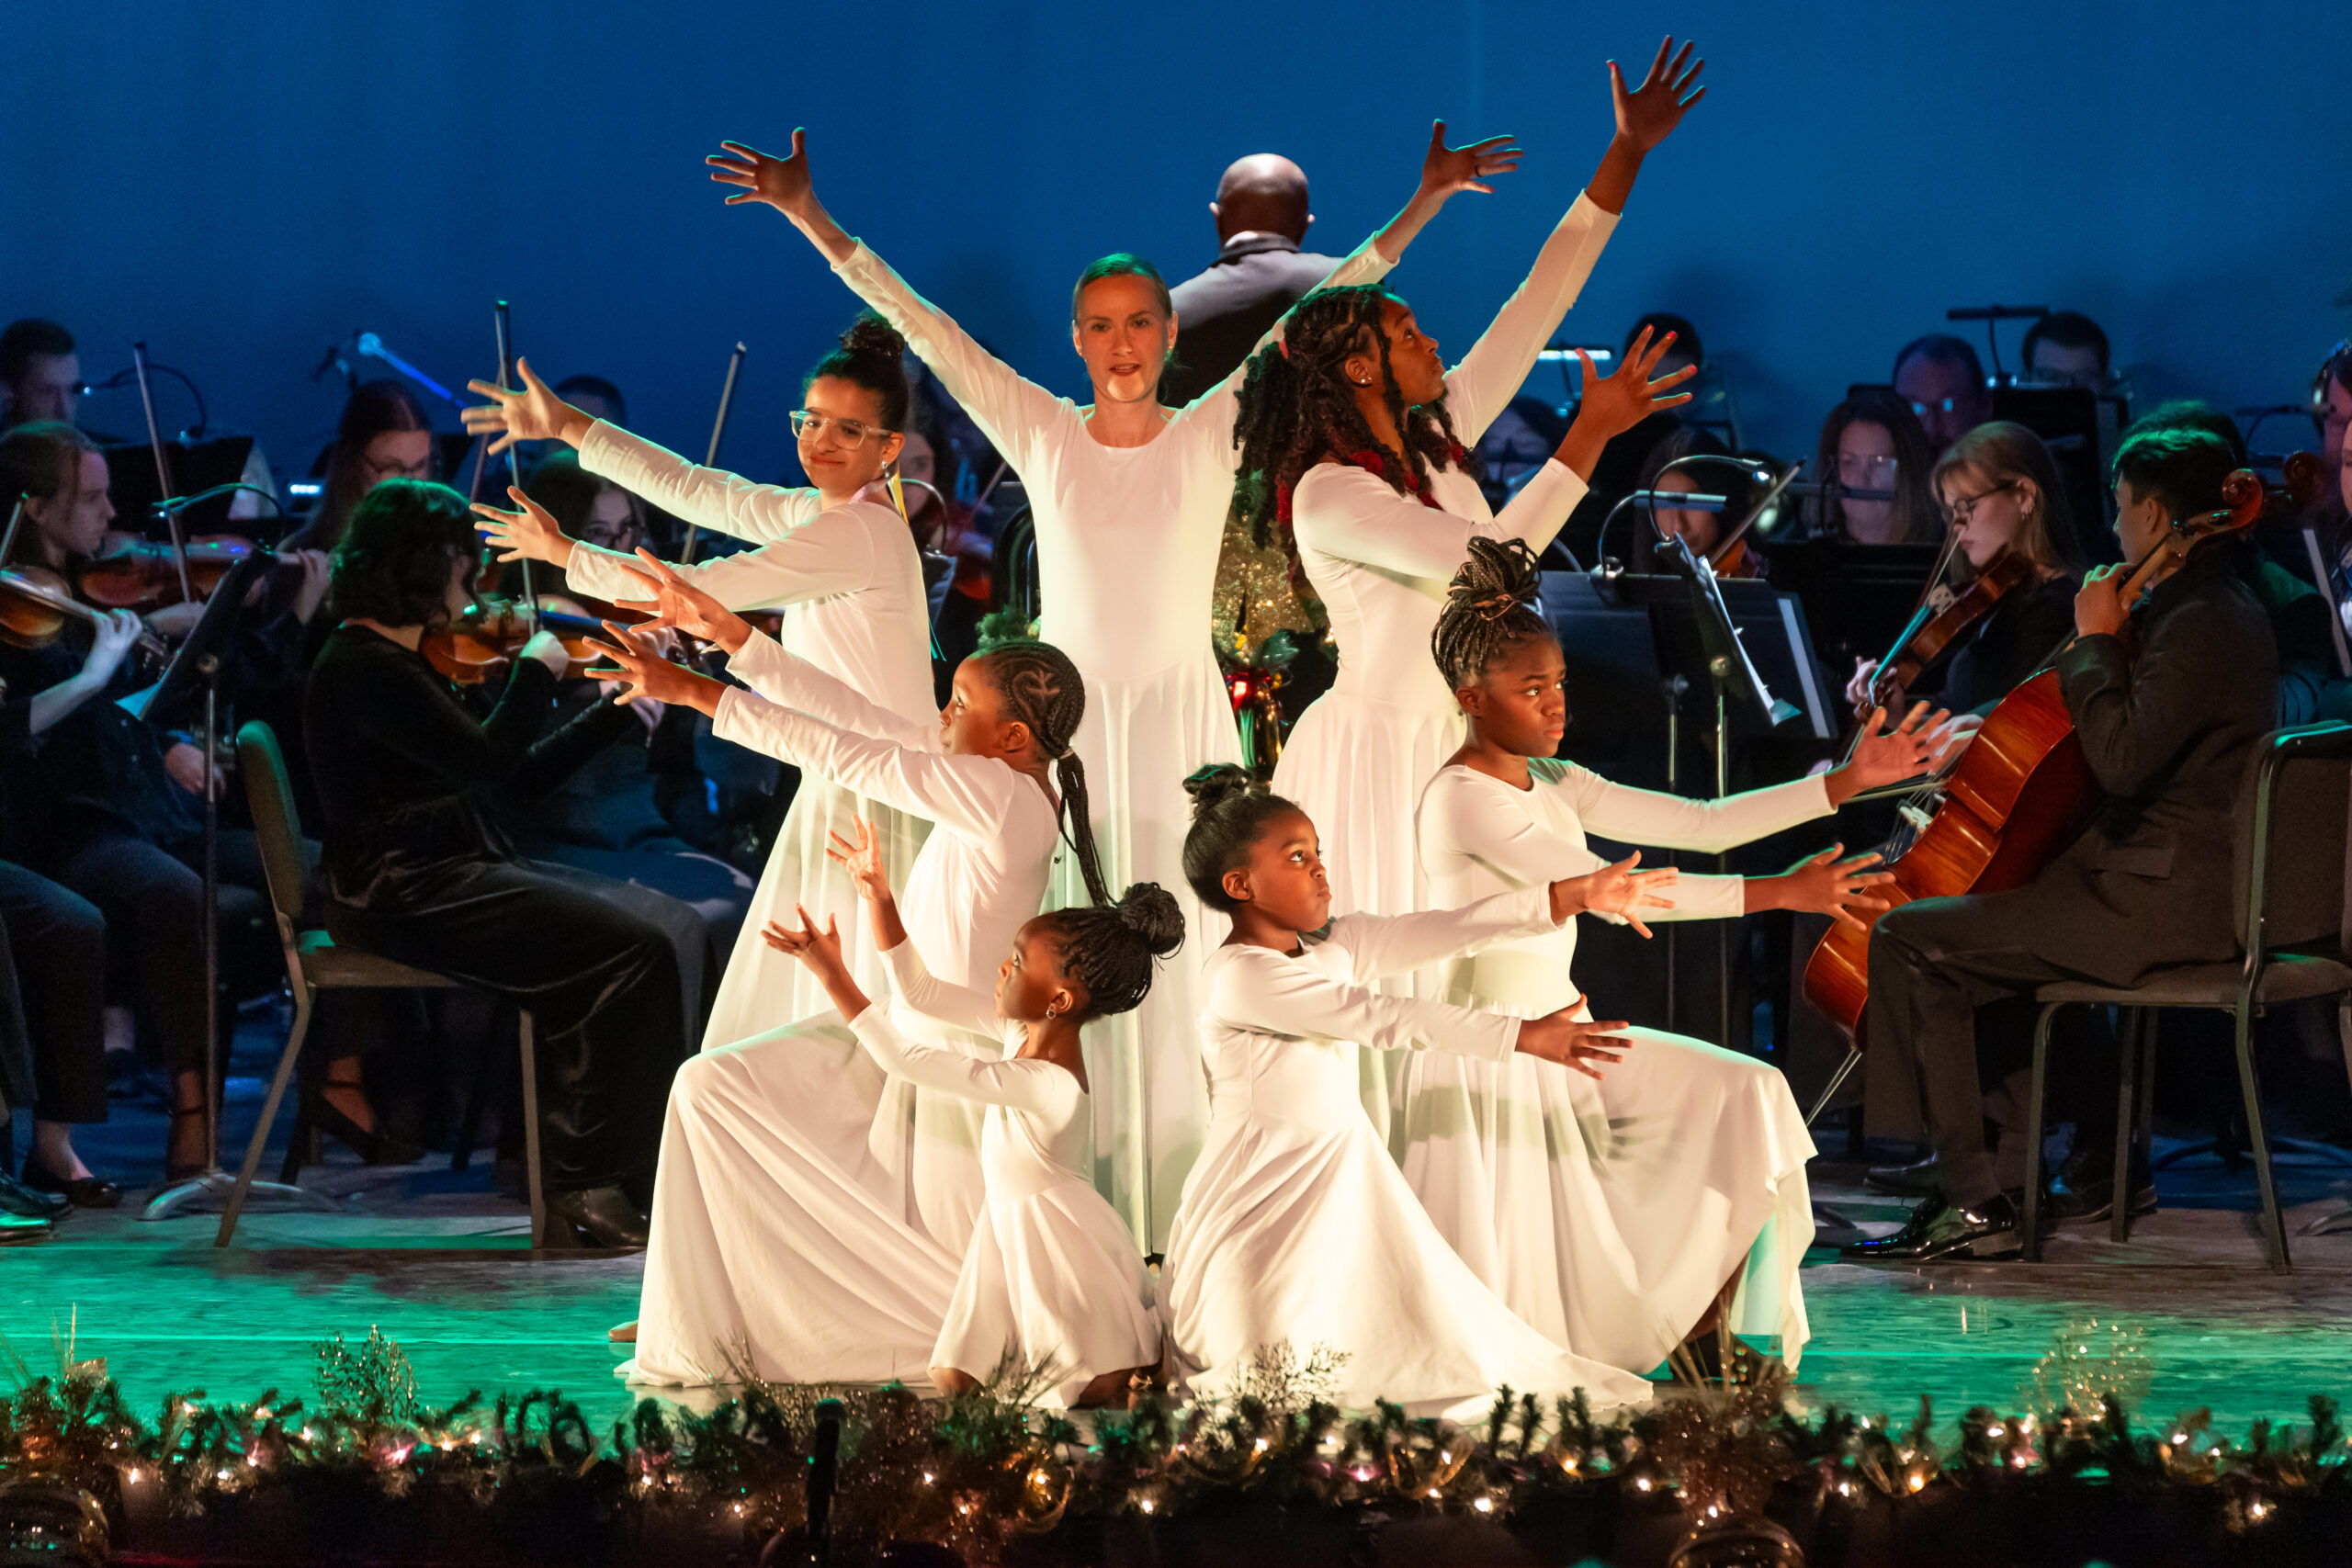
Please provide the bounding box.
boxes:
[141,551,330,1223]
[1992,383,2113,564]
[102,436,254,536]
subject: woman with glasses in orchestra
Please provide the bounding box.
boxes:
[1802,389,1939,548]
[285,379,436,552]
[1843,421,2080,718]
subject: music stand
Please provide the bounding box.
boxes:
[141,550,331,1223]
[1992,383,2113,564]
[102,436,253,536]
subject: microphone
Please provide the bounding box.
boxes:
[1946,304,2050,321]
[311,342,348,381]
[1628,489,1728,513]
[354,333,458,405]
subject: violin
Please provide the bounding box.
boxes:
[0,563,170,661]
[421,594,613,686]
[77,532,278,612]
[1856,545,2037,718]
[1803,465,2285,1043]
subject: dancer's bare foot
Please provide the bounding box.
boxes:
[608,1321,638,1343]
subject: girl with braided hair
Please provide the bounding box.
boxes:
[466,315,933,1081]
[586,566,1110,1388]
[766,818,1181,1409]
[705,116,1526,1251]
[1159,764,1668,1417]
[1232,44,1709,1139]
[1409,538,1954,1376]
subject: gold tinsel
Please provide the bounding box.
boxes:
[1210,509,1325,666]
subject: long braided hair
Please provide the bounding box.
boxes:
[1035,883,1185,1021]
[1227,285,1469,572]
[1431,536,1555,692]
[969,630,1113,908]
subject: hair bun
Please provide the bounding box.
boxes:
[838,310,907,364]
[1113,882,1186,957]
[1182,764,1259,820]
[1446,536,1542,613]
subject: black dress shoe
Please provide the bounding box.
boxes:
[0,1210,53,1245]
[2049,1145,2157,1224]
[1864,1155,1940,1197]
[0,1171,70,1220]
[545,1185,650,1249]
[1842,1191,2028,1263]
[306,1094,426,1167]
[18,1156,120,1211]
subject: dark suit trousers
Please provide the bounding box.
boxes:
[0,861,107,1123]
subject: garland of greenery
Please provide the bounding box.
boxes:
[1,1328,2347,1565]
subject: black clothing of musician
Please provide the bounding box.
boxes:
[1928,573,2077,717]
[1861,546,2278,1213]
[305,624,691,1194]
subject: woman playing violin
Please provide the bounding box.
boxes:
[1845,421,2082,720]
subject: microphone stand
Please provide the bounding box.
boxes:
[492,302,537,629]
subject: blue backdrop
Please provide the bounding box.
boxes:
[9,0,2347,492]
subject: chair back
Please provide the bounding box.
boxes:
[236,720,312,946]
[2234,723,2352,958]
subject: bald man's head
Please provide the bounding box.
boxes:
[1212,154,1311,245]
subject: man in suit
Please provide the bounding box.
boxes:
[1847,425,2278,1262]
[1162,155,1340,406]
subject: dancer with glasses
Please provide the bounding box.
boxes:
[705,113,1525,1250]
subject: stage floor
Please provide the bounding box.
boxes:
[12,1044,2352,1441]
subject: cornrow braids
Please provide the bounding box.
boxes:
[1431,536,1555,691]
[978,638,1112,907]
[1227,286,1469,572]
[1181,764,1304,915]
[1036,882,1185,1021]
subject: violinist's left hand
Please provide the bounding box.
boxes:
[288,548,332,625]
[2075,564,2129,639]
[585,622,728,716]
[163,741,225,798]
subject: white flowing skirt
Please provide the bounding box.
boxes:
[1162,1109,1653,1423]
[624,1020,960,1388]
[1054,650,1239,1251]
[1270,691,1463,1135]
[1396,1026,1816,1376]
[931,1113,1163,1408]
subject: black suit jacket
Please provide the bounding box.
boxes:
[2034,547,2278,982]
[1165,237,1341,406]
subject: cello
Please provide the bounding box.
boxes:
[1803,462,2311,1043]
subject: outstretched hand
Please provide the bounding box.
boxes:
[708,131,812,216]
[1517,1000,1634,1080]
[611,548,755,654]
[1568,324,1698,448]
[1611,36,1707,151]
[461,356,586,454]
[1769,845,1894,934]
[826,817,891,904]
[472,486,574,568]
[1558,852,1679,940]
[1418,119,1523,201]
[1829,700,1958,803]
[763,904,845,969]
[583,622,727,714]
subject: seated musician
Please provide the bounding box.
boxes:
[1845,425,2278,1262]
[1845,422,2084,721]
[1626,425,1768,579]
[304,478,695,1247]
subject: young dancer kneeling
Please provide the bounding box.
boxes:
[1159,766,1667,1420]
[770,818,1179,1408]
[1408,538,1953,1376]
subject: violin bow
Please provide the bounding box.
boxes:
[492,300,537,632]
[683,342,748,566]
[130,341,197,605]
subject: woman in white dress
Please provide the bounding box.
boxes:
[1161,765,1671,1420]
[767,818,1182,1409]
[1234,43,1710,1134]
[588,581,1105,1385]
[466,324,933,1178]
[703,120,1525,1249]
[1409,539,1953,1376]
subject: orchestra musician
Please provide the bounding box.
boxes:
[1844,425,2278,1262]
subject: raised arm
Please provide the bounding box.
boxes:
[707,132,1062,469]
[1442,39,1706,443]
[879,937,1000,1038]
[1322,886,1563,980]
[575,420,823,548]
[1212,945,1524,1063]
[850,1008,1073,1113]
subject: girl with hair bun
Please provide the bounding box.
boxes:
[467,312,933,1153]
[1409,538,1950,1376]
[1159,763,1668,1417]
[766,818,1181,1409]
[590,566,1111,1389]
[1230,46,1708,1138]
[707,115,1528,1250]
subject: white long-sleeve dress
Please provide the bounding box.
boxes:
[833,236,1392,1250]
[1409,761,1825,1376]
[1161,889,1655,1422]
[623,642,1059,1387]
[1269,193,1619,1138]
[567,420,933,1061]
[858,940,1159,1409]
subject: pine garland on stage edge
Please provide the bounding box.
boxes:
[2,1329,2348,1567]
